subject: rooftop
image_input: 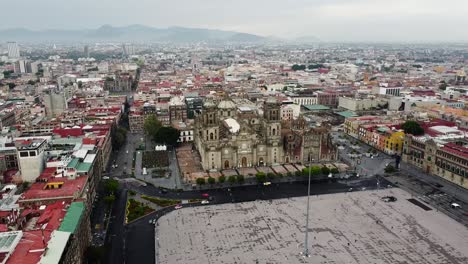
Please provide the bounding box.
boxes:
[38,231,70,264]
[20,170,88,202]
[303,104,330,111]
[58,201,84,234]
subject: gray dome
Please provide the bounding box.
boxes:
[218,100,236,109]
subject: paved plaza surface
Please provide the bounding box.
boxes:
[156,188,468,264]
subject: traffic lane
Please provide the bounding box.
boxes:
[125,215,156,264]
[106,189,127,264]
[128,178,386,205]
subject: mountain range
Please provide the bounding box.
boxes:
[0,25,319,43]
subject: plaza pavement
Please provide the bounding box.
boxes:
[156,188,468,264]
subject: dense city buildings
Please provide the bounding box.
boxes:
[0,38,467,263]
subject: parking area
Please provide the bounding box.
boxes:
[156,188,468,264]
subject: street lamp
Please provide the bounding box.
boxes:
[302,159,312,257]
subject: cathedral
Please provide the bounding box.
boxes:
[194,98,337,171]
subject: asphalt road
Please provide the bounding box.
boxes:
[105,188,128,264]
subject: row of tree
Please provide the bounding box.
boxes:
[291,64,326,71]
[195,167,341,186]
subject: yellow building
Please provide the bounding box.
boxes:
[384,131,405,155]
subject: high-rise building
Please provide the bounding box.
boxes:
[43,88,68,118]
[84,45,89,58]
[7,42,20,58]
[13,60,28,74]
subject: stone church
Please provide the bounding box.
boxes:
[194,98,336,171]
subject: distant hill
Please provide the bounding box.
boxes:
[294,35,321,43]
[0,24,268,43]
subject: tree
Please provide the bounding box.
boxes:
[27,80,36,85]
[236,175,245,183]
[218,175,226,183]
[104,194,116,206]
[384,165,396,173]
[228,175,237,184]
[401,121,424,136]
[321,166,330,175]
[7,83,16,89]
[207,177,216,185]
[303,166,321,176]
[77,81,83,88]
[105,179,119,194]
[255,172,266,183]
[112,127,127,150]
[330,168,339,174]
[155,126,180,145]
[2,70,13,78]
[267,172,276,180]
[291,64,306,71]
[438,81,447,90]
[196,177,206,185]
[144,115,162,140]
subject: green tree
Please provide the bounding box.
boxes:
[77,81,83,88]
[330,168,339,174]
[321,166,330,175]
[7,83,16,89]
[155,126,180,145]
[438,81,447,90]
[105,179,119,194]
[27,80,36,85]
[255,172,266,183]
[267,172,276,180]
[218,175,226,183]
[104,194,116,206]
[2,70,13,78]
[228,175,237,184]
[236,175,245,183]
[401,121,424,136]
[196,177,206,185]
[384,165,396,173]
[144,115,162,140]
[207,177,216,185]
[112,127,127,150]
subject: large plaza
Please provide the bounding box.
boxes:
[156,188,468,264]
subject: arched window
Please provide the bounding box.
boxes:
[210,133,214,140]
[272,128,276,136]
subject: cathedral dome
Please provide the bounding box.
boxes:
[218,100,236,109]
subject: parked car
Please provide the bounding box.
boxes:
[201,200,210,204]
[175,204,183,209]
[451,203,461,209]
[201,193,209,198]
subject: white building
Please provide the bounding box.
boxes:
[15,138,47,182]
[7,42,20,58]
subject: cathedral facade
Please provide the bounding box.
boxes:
[194,98,336,171]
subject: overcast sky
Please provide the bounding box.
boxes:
[4,0,468,42]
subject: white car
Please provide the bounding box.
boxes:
[451,203,461,209]
[102,176,110,180]
[201,200,210,204]
[263,182,271,186]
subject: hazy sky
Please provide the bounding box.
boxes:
[4,0,468,42]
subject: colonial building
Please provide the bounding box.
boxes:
[194,98,336,171]
[403,136,468,189]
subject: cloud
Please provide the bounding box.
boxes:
[2,0,468,42]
